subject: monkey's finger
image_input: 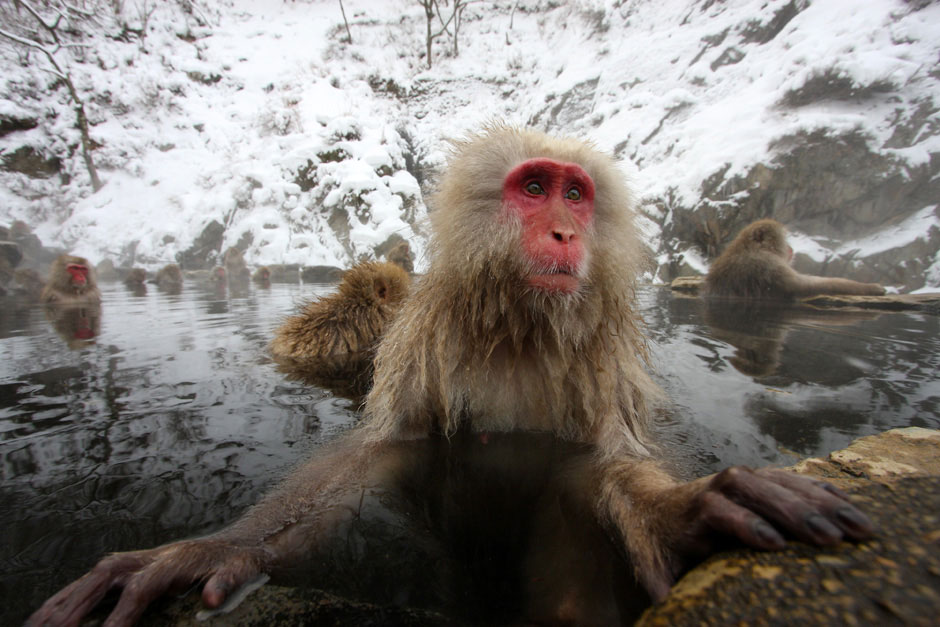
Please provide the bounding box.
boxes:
[202,557,262,608]
[712,466,845,546]
[27,572,113,627]
[102,564,189,627]
[759,470,875,540]
[698,490,785,550]
[26,552,154,627]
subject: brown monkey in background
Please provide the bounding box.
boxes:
[223,246,251,291]
[29,127,872,626]
[253,266,271,286]
[123,267,147,296]
[704,219,885,299]
[270,261,410,397]
[154,263,183,293]
[386,240,414,273]
[40,254,101,304]
[208,265,227,290]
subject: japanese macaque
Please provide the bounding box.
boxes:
[253,265,271,286]
[704,219,886,299]
[123,267,147,296]
[223,246,251,291]
[154,263,183,293]
[40,254,101,304]
[208,265,227,290]
[386,240,414,273]
[270,261,411,400]
[29,127,873,626]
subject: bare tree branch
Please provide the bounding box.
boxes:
[0,4,103,191]
[338,0,352,44]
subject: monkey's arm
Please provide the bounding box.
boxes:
[789,273,886,297]
[597,458,874,602]
[28,432,400,627]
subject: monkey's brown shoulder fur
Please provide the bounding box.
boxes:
[704,219,793,299]
[270,261,410,371]
[155,264,183,288]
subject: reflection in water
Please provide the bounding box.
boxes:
[701,299,880,377]
[44,302,102,349]
[0,284,938,624]
[644,288,940,478]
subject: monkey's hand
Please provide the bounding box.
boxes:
[26,537,271,627]
[605,464,874,603]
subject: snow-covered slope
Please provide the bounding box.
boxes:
[1,0,938,289]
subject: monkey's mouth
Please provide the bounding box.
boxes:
[527,267,581,293]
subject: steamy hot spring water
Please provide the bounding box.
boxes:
[1,281,937,624]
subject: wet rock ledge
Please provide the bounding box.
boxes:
[669,275,940,313]
[128,428,939,626]
[639,427,940,626]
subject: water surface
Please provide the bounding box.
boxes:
[1,282,937,624]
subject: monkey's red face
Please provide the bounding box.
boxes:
[66,263,88,287]
[502,158,595,293]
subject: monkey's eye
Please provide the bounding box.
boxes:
[525,181,545,195]
[565,187,582,201]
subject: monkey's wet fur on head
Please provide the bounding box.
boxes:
[270,261,411,389]
[364,124,659,456]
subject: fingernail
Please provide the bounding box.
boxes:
[836,506,875,534]
[754,521,785,548]
[806,514,841,542]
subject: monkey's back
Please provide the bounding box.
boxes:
[704,250,794,299]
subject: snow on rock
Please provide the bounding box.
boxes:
[0,0,937,289]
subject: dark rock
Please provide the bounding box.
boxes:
[0,113,39,137]
[301,265,344,283]
[266,264,301,283]
[1,146,61,179]
[186,70,222,85]
[802,292,940,314]
[133,581,452,627]
[710,46,745,71]
[176,220,225,270]
[0,241,23,268]
[739,0,805,45]
[528,77,600,131]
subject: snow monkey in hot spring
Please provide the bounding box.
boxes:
[29,125,873,626]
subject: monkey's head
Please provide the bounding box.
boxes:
[340,261,411,308]
[430,124,643,303]
[736,219,793,262]
[53,255,94,292]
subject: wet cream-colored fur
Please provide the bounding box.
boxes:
[364,125,660,457]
